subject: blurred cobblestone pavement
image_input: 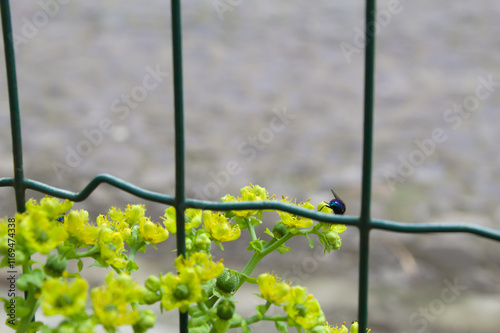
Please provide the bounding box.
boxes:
[1,1,500,332]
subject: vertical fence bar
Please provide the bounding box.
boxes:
[1,0,26,214]
[358,0,376,331]
[170,0,188,332]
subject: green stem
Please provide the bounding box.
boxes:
[205,295,218,308]
[128,241,146,262]
[230,314,288,328]
[197,301,216,326]
[240,232,294,278]
[72,244,100,259]
[246,218,257,242]
[16,272,39,333]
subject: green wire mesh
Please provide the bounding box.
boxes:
[2,1,500,332]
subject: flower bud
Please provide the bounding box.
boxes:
[145,275,161,292]
[44,254,67,277]
[216,298,235,320]
[215,269,240,293]
[174,284,190,300]
[272,221,288,239]
[143,291,161,305]
[133,309,156,332]
[350,321,358,333]
[194,233,211,250]
[325,230,342,250]
[185,237,193,251]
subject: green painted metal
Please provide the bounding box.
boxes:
[358,0,377,331]
[1,0,25,214]
[170,0,188,330]
[2,1,500,332]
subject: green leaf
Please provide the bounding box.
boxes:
[241,320,251,333]
[88,259,107,268]
[264,228,274,238]
[275,320,288,332]
[138,243,146,253]
[126,260,139,272]
[235,217,249,230]
[27,321,44,333]
[247,239,265,253]
[77,259,83,272]
[255,304,267,319]
[213,319,230,332]
[276,245,292,255]
[248,216,262,228]
[305,235,315,249]
[214,240,224,251]
[16,269,44,291]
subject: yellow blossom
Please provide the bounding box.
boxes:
[25,197,73,221]
[202,211,240,242]
[139,216,169,244]
[108,204,146,226]
[161,207,202,234]
[279,197,315,230]
[285,286,325,330]
[221,184,270,217]
[19,210,68,254]
[160,270,203,312]
[91,272,145,329]
[41,278,88,317]
[98,227,127,268]
[257,273,290,305]
[175,252,224,282]
[319,222,347,234]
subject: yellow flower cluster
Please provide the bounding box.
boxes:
[221,183,270,217]
[160,252,224,312]
[18,198,71,254]
[284,286,325,330]
[278,197,315,231]
[41,278,88,317]
[257,273,290,305]
[161,207,202,234]
[91,272,147,329]
[202,211,240,242]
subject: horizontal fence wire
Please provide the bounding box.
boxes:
[2,0,500,332]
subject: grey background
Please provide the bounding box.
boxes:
[1,1,500,332]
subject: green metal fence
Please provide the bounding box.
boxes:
[2,1,500,332]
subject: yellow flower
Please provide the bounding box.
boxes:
[19,210,68,254]
[202,211,240,242]
[319,222,347,234]
[80,224,101,245]
[64,210,88,235]
[41,278,88,317]
[284,287,325,330]
[307,322,349,333]
[161,207,202,234]
[98,210,133,241]
[257,273,290,305]
[98,227,127,268]
[221,184,270,217]
[279,197,315,230]
[25,197,73,221]
[139,217,169,244]
[91,272,145,329]
[175,252,224,282]
[108,204,146,226]
[160,270,203,312]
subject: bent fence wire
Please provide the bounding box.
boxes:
[1,1,500,332]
